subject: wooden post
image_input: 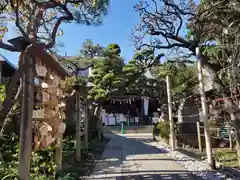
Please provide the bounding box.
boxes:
[55,135,63,170]
[166,75,176,151]
[197,122,203,152]
[84,101,88,151]
[76,92,81,161]
[18,49,34,180]
[196,47,213,168]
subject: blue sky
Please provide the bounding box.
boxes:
[0,0,195,67]
[0,0,140,66]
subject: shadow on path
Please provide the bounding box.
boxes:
[86,132,203,180]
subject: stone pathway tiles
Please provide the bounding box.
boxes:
[87,134,200,180]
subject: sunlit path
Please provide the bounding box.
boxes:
[87,133,201,180]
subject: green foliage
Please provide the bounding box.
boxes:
[171,65,197,95]
[64,76,88,91]
[0,85,5,103]
[63,56,92,71]
[0,134,19,171]
[31,147,57,175]
[215,149,238,167]
[1,1,109,50]
[152,121,170,140]
[74,43,165,102]
[57,128,106,179]
[132,49,163,69]
[0,131,104,180]
[80,39,103,58]
[116,49,165,101]
[88,44,125,101]
[156,62,197,96]
[106,44,121,55]
[0,134,57,179]
[63,40,104,93]
[185,28,194,40]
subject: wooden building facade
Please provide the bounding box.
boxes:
[0,53,16,84]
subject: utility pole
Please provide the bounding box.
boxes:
[231,50,240,166]
[166,75,176,151]
[228,58,235,150]
[196,47,213,168]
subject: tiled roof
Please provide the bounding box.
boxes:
[57,55,92,77]
[50,53,72,75]
[0,53,17,70]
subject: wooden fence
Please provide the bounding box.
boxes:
[175,122,235,151]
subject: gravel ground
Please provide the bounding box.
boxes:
[154,139,238,180]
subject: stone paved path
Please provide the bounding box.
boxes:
[87,133,201,180]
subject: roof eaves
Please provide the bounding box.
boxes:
[0,53,17,70]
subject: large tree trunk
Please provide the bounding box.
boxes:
[94,106,102,141]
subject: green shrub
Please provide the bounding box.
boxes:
[0,133,57,179]
[0,115,103,180]
[153,122,160,135]
[152,121,170,140]
[215,149,238,167]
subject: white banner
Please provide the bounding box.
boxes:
[143,97,149,115]
[120,113,125,122]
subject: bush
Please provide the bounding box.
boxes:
[0,133,58,180]
[215,149,238,167]
[0,114,103,179]
[152,122,160,136]
[153,121,170,140]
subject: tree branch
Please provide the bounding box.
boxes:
[0,41,20,52]
[10,0,29,40]
[0,89,21,137]
[46,4,73,49]
[133,0,197,54]
[0,2,7,14]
